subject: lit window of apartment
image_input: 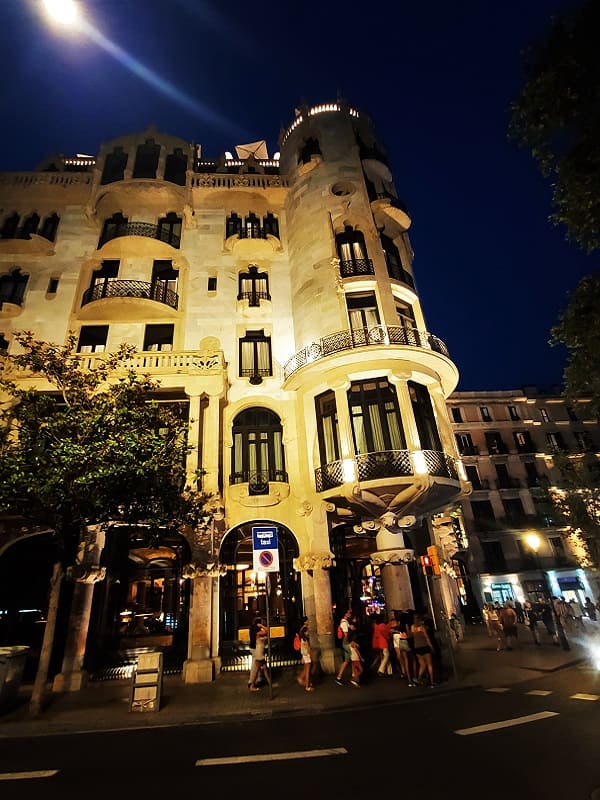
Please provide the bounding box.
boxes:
[485,431,507,455]
[239,330,272,383]
[77,325,108,353]
[238,266,270,307]
[573,430,594,452]
[143,324,174,352]
[513,430,536,453]
[336,225,372,277]
[230,407,286,493]
[480,406,492,422]
[348,378,405,454]
[540,408,550,423]
[546,431,567,452]
[455,432,477,456]
[451,407,463,423]
[508,405,519,421]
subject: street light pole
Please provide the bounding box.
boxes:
[525,532,570,652]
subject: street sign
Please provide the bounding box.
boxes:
[252,525,279,572]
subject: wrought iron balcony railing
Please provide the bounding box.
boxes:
[237,290,271,306]
[229,469,289,495]
[81,280,179,310]
[386,263,416,290]
[98,222,180,249]
[339,258,374,277]
[284,324,450,380]
[315,449,458,492]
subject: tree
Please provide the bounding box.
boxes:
[0,332,214,714]
[550,272,600,421]
[508,0,600,252]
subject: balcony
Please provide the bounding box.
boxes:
[81,280,178,311]
[283,324,450,381]
[459,445,480,456]
[230,469,288,495]
[315,449,458,492]
[98,222,180,250]
[386,263,416,290]
[237,290,271,307]
[339,258,374,277]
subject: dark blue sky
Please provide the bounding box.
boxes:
[1,0,596,390]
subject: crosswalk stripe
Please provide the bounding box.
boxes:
[570,693,599,701]
[196,747,348,766]
[485,687,510,693]
[0,770,58,781]
[526,690,552,696]
[455,711,558,736]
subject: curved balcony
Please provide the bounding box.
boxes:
[315,449,458,492]
[81,280,178,310]
[283,324,450,381]
[340,258,374,277]
[98,222,180,250]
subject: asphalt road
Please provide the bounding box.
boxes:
[1,664,599,800]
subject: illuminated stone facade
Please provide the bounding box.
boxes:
[0,102,469,684]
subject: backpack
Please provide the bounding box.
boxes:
[337,624,344,640]
[293,632,301,651]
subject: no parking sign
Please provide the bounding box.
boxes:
[252,525,279,572]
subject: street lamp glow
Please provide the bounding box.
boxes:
[525,532,541,553]
[43,0,80,26]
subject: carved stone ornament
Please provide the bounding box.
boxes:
[370,549,415,567]
[296,501,313,517]
[182,562,227,579]
[293,552,335,571]
[66,565,107,584]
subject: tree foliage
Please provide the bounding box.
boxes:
[0,332,213,563]
[550,272,600,421]
[508,0,600,252]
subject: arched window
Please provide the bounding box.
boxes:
[101,147,128,184]
[298,137,321,165]
[157,213,181,247]
[408,381,442,452]
[1,213,19,239]
[39,213,60,242]
[20,213,40,238]
[164,148,188,185]
[0,268,29,306]
[132,139,160,179]
[89,260,119,300]
[99,213,128,247]
[231,407,287,492]
[243,213,261,239]
[226,213,242,238]
[262,212,279,238]
[336,226,372,276]
[238,266,270,306]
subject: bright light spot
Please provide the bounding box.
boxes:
[412,450,429,475]
[342,458,357,483]
[43,0,79,25]
[525,532,541,552]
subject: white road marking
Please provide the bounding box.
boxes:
[526,690,552,696]
[0,770,58,781]
[570,693,599,701]
[196,747,348,766]
[485,687,510,693]
[455,711,558,736]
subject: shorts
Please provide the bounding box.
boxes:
[414,645,431,656]
[396,639,411,652]
[301,654,311,664]
[342,643,352,662]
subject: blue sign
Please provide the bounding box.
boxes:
[252,525,279,572]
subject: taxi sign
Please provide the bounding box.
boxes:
[252,525,279,572]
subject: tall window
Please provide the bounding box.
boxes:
[381,233,404,282]
[573,430,594,452]
[485,431,507,454]
[508,405,520,421]
[0,268,28,306]
[151,260,178,302]
[465,465,482,490]
[546,431,567,452]
[346,292,380,345]
[39,213,60,242]
[77,325,108,353]
[143,324,174,351]
[157,213,181,247]
[348,378,405,454]
[164,148,187,185]
[513,430,536,453]
[226,213,242,238]
[100,213,128,247]
[315,390,340,465]
[231,407,286,492]
[540,408,550,423]
[395,299,416,329]
[480,406,492,422]
[132,139,160,179]
[336,226,371,277]
[244,213,261,239]
[101,147,128,184]
[89,260,119,298]
[455,432,476,455]
[408,381,442,451]
[262,213,279,238]
[238,266,270,306]
[451,407,463,423]
[20,212,40,238]
[239,330,272,383]
[1,213,19,239]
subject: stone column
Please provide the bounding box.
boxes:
[295,552,336,673]
[202,394,220,495]
[332,380,353,458]
[429,382,457,454]
[53,525,106,692]
[185,392,202,487]
[371,526,415,613]
[389,374,421,451]
[183,569,221,683]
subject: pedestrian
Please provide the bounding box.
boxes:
[248,619,271,692]
[499,601,518,650]
[569,599,585,631]
[335,609,355,685]
[482,603,494,637]
[486,603,504,651]
[392,609,415,686]
[348,630,364,687]
[584,597,597,621]
[372,614,393,676]
[298,618,315,692]
[410,613,436,687]
[525,600,541,645]
[449,612,462,642]
[514,599,525,624]
[247,615,262,690]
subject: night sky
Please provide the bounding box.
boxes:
[1,0,596,391]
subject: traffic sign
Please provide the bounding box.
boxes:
[252,525,279,572]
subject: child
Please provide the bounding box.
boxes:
[348,631,363,687]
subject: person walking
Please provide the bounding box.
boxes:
[499,601,518,650]
[392,609,415,686]
[372,614,393,676]
[298,618,315,692]
[411,613,435,687]
[487,603,504,651]
[584,597,597,621]
[248,619,271,692]
[514,599,525,624]
[247,615,263,690]
[335,609,355,685]
[525,600,541,645]
[570,599,585,631]
[348,630,364,687]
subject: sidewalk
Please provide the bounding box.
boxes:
[0,623,593,739]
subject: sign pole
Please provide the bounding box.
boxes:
[252,524,279,701]
[265,573,272,700]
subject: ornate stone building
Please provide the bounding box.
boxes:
[0,101,469,686]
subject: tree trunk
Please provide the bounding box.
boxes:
[29,561,63,717]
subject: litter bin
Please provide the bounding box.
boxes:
[0,646,30,712]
